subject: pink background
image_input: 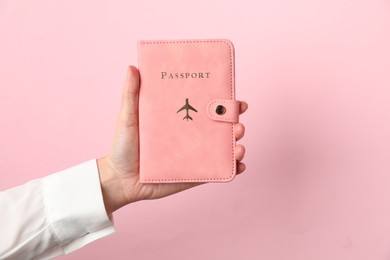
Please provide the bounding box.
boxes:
[1,0,390,259]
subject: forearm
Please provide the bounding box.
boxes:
[0,160,115,259]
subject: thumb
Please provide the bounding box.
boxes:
[111,66,140,171]
[118,66,140,129]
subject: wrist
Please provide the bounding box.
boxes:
[97,156,127,215]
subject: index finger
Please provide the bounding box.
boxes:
[239,101,248,114]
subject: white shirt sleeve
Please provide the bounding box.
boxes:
[0,160,115,260]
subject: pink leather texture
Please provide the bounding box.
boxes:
[138,39,237,183]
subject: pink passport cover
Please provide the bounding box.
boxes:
[138,39,238,183]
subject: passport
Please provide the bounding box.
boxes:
[138,39,239,183]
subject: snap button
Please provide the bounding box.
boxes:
[215,105,226,115]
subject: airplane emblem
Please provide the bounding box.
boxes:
[177,98,198,121]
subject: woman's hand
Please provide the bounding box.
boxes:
[97,66,248,215]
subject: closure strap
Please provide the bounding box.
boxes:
[206,99,240,123]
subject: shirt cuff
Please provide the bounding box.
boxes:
[42,159,115,254]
